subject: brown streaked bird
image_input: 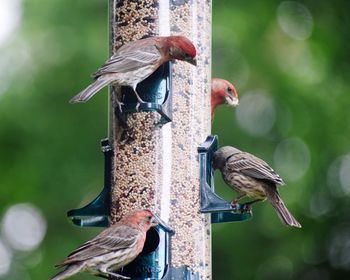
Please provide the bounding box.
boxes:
[69,36,197,110]
[51,210,158,280]
[213,146,301,228]
[211,78,239,120]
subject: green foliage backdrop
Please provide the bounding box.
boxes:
[0,0,349,279]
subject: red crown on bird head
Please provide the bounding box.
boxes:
[167,36,196,59]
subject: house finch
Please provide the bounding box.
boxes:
[51,210,158,280]
[211,78,239,119]
[69,36,197,110]
[213,146,301,228]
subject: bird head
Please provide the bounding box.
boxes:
[213,146,241,170]
[123,210,158,231]
[211,78,239,108]
[167,36,197,66]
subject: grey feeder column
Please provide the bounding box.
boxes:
[109,1,212,279]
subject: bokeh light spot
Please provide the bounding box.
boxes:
[302,237,327,265]
[277,1,313,40]
[0,0,22,45]
[2,203,47,252]
[308,191,333,218]
[213,46,250,89]
[226,50,250,89]
[327,154,350,197]
[273,137,310,182]
[329,225,350,270]
[236,91,276,137]
[273,41,326,85]
[0,239,12,276]
[339,154,350,195]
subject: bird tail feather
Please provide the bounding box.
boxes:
[69,77,113,103]
[267,191,302,228]
[50,264,83,280]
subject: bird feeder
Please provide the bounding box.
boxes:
[109,0,212,279]
[67,0,251,279]
[115,62,172,127]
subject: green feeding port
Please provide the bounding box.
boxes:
[116,62,172,126]
[198,135,252,223]
[121,226,171,279]
[67,138,112,228]
[121,225,201,280]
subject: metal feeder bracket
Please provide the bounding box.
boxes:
[198,135,252,223]
[115,62,172,127]
[67,138,113,227]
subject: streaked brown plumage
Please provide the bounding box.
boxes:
[69,36,197,109]
[51,210,158,280]
[213,146,301,228]
[211,78,239,120]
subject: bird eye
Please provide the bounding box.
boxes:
[147,216,152,221]
[227,87,232,93]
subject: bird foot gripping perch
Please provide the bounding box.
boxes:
[198,135,252,223]
[114,62,173,127]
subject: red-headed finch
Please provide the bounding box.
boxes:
[51,210,158,280]
[211,78,239,119]
[70,36,197,109]
[213,146,301,228]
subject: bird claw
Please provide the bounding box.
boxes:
[116,101,124,113]
[230,200,252,214]
[241,203,252,213]
[230,200,239,211]
[135,102,140,111]
[135,101,147,112]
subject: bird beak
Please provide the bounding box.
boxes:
[150,217,159,227]
[187,57,197,66]
[225,93,239,107]
[152,214,175,234]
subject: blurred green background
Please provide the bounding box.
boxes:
[0,0,349,279]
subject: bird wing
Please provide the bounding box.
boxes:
[92,44,161,77]
[55,225,141,267]
[226,152,285,185]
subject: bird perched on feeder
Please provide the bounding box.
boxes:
[69,36,197,110]
[51,210,158,280]
[211,78,239,120]
[213,146,301,228]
